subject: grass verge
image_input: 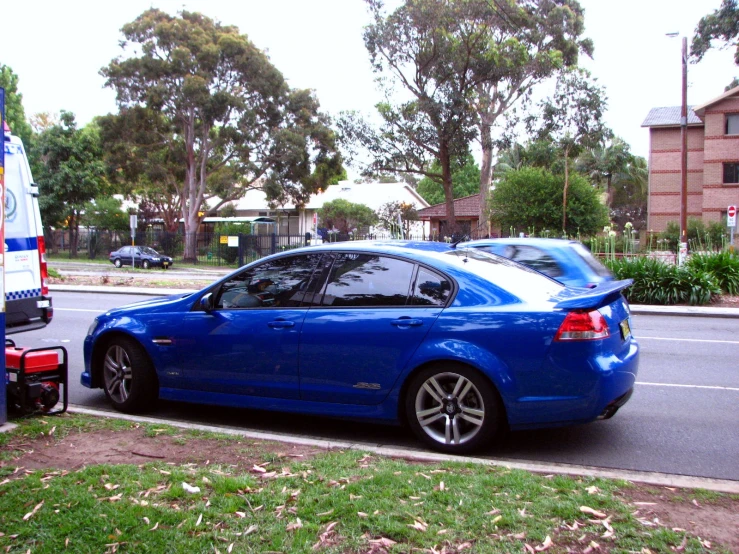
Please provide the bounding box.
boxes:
[0,415,732,553]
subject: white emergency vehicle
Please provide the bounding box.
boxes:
[3,122,53,333]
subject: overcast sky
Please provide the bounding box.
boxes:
[1,0,735,164]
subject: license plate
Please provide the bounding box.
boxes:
[619,318,632,340]
[163,262,170,268]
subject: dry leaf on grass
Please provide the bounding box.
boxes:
[23,501,44,521]
[580,506,607,518]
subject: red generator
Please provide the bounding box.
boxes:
[5,340,68,415]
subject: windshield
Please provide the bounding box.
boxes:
[139,247,160,256]
[445,248,563,303]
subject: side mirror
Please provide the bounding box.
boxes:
[199,292,214,312]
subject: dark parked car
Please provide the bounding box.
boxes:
[109,246,173,269]
[458,238,613,288]
[83,241,638,454]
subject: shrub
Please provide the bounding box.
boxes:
[686,250,739,295]
[606,257,720,305]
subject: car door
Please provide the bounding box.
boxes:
[173,253,323,399]
[299,253,450,405]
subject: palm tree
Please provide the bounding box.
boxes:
[576,137,631,208]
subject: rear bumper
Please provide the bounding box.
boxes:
[5,296,53,334]
[508,339,639,430]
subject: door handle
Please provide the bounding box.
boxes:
[268,320,295,329]
[391,317,423,327]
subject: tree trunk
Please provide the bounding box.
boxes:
[562,147,570,234]
[69,215,79,259]
[478,111,494,235]
[440,141,457,238]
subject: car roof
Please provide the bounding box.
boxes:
[254,240,564,304]
[458,238,581,249]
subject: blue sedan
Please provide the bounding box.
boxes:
[458,238,613,288]
[82,241,638,454]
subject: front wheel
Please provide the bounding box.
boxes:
[142,260,151,269]
[114,258,122,268]
[102,337,158,413]
[405,365,503,454]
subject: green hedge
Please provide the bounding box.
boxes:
[605,256,720,306]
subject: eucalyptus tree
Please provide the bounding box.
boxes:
[528,68,610,231]
[343,0,593,231]
[102,9,342,262]
[415,154,481,206]
[466,0,593,225]
[691,0,739,65]
[340,0,479,233]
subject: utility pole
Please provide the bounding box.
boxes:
[679,36,688,265]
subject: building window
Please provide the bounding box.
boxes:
[726,114,739,135]
[725,163,739,184]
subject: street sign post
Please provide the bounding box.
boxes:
[729,205,737,248]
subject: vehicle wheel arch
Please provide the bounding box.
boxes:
[90,330,158,390]
[397,360,509,432]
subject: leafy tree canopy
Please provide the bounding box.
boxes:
[528,67,611,230]
[489,166,608,236]
[82,196,130,232]
[691,0,739,65]
[35,112,109,256]
[318,199,378,234]
[416,154,480,206]
[0,64,33,147]
[101,9,343,260]
[376,200,419,238]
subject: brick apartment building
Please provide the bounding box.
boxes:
[641,85,739,234]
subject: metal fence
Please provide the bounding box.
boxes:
[48,228,436,267]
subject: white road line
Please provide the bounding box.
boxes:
[637,336,739,345]
[637,381,739,392]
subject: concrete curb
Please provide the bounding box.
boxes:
[49,284,739,317]
[68,406,739,493]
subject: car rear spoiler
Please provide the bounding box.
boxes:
[552,279,633,310]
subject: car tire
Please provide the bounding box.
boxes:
[142,260,151,270]
[114,258,122,268]
[102,337,159,413]
[405,364,503,454]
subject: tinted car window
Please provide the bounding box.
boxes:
[216,254,322,309]
[505,245,563,278]
[119,247,131,256]
[321,254,414,307]
[411,267,452,306]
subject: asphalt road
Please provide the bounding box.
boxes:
[11,290,739,482]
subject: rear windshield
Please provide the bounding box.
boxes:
[444,248,563,303]
[570,243,613,277]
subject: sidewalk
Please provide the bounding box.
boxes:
[49,284,739,318]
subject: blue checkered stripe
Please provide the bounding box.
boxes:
[6,289,41,301]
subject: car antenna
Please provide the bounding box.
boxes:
[450,234,470,249]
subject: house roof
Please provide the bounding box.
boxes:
[224,181,430,212]
[304,181,430,210]
[693,85,739,117]
[641,106,702,128]
[417,194,481,219]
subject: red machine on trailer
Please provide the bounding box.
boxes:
[5,340,67,414]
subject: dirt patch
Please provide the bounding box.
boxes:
[50,274,206,290]
[2,427,324,472]
[2,427,737,552]
[617,486,739,553]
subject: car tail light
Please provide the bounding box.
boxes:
[554,309,610,341]
[38,235,49,296]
